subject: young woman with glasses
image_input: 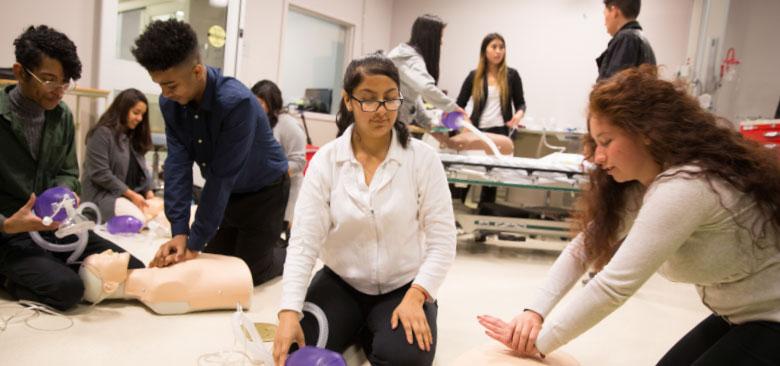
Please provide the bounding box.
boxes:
[273,53,456,366]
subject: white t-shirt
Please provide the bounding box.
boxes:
[478,85,505,129]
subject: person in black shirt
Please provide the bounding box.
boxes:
[596,0,656,81]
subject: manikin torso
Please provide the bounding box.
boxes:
[80,250,253,314]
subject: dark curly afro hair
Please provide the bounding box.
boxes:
[14,25,82,81]
[132,19,199,72]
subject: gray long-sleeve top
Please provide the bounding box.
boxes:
[528,165,780,354]
[387,43,458,129]
[273,113,306,222]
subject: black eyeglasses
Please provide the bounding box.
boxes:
[349,96,404,112]
[24,68,75,92]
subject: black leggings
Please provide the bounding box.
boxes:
[657,314,780,365]
[476,125,509,204]
[300,267,438,366]
[0,231,144,311]
[480,125,510,136]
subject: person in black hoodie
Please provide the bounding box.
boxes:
[456,33,526,137]
[596,0,656,81]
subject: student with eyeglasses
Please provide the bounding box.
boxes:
[274,54,456,366]
[0,25,144,311]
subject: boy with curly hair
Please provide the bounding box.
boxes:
[132,20,289,286]
[0,25,144,310]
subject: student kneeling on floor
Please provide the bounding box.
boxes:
[0,25,143,311]
[273,53,457,366]
[131,20,289,285]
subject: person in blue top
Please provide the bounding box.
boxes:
[131,20,289,286]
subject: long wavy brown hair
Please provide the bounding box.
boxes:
[87,88,151,154]
[579,65,780,271]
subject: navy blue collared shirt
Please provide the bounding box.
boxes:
[160,66,288,251]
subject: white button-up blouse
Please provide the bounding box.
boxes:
[279,125,457,313]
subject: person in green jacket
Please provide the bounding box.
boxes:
[0,25,143,311]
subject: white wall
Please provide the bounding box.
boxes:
[390,0,694,131]
[0,0,99,88]
[1,0,393,149]
[713,0,780,121]
[238,0,395,87]
[239,0,395,144]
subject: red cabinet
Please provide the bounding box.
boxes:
[740,119,780,155]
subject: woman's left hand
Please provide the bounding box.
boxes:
[391,287,432,352]
[145,191,155,199]
[507,110,525,129]
[478,312,544,359]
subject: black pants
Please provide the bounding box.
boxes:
[657,314,780,365]
[476,125,509,204]
[0,231,144,311]
[206,174,289,286]
[299,267,438,366]
[480,125,510,136]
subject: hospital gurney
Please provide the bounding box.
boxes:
[441,153,589,251]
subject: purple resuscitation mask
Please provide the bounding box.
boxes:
[441,111,464,130]
[286,346,346,366]
[33,186,78,223]
[106,215,144,235]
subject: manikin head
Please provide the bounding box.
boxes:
[80,250,131,303]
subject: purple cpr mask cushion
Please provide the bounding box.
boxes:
[107,215,144,234]
[286,346,346,366]
[33,186,78,223]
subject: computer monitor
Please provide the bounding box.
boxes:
[304,88,332,114]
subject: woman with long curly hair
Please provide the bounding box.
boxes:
[478,65,780,364]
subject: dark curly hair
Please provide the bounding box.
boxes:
[579,65,780,271]
[132,19,199,71]
[87,88,152,155]
[336,53,410,148]
[14,25,82,81]
[251,80,284,129]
